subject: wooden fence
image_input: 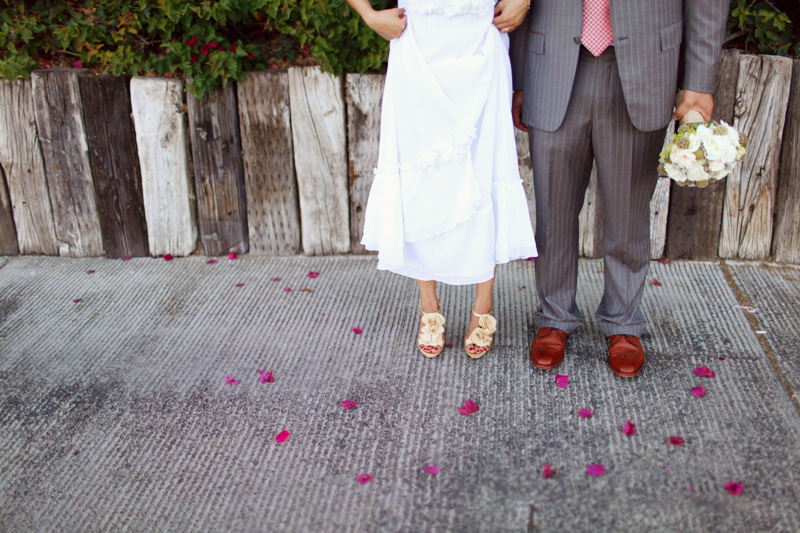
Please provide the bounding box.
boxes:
[0,50,798,263]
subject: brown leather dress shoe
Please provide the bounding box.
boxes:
[607,334,645,378]
[530,327,569,369]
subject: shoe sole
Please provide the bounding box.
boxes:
[531,358,564,370]
[607,361,643,378]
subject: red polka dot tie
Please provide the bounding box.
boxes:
[581,0,614,57]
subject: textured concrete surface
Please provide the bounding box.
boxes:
[0,256,799,531]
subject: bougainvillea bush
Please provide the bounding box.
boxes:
[0,0,797,98]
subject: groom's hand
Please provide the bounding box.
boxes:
[674,90,714,122]
[494,0,529,33]
[512,91,527,132]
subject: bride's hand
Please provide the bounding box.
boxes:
[364,8,407,41]
[493,0,529,33]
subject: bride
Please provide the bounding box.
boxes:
[346,0,536,359]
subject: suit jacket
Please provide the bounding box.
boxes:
[510,0,729,132]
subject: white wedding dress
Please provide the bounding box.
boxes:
[360,0,537,285]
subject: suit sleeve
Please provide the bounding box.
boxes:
[509,11,530,91]
[682,0,729,94]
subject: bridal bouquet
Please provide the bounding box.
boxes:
[658,111,747,188]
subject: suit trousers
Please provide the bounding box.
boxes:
[527,46,667,337]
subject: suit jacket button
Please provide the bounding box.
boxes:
[573,37,580,45]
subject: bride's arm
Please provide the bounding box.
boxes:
[345,0,407,41]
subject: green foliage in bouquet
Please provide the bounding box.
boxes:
[0,0,392,98]
[659,121,747,188]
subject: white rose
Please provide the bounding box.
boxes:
[695,124,715,144]
[703,135,737,162]
[720,121,742,147]
[687,165,710,183]
[664,163,687,183]
[670,146,697,169]
[708,160,726,173]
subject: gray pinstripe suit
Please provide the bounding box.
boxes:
[510,1,728,337]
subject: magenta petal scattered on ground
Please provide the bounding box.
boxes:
[86,270,95,274]
[725,481,743,495]
[283,287,292,293]
[526,257,536,261]
[357,473,372,484]
[307,271,319,278]
[555,374,569,388]
[257,370,275,383]
[622,420,636,436]
[669,436,684,446]
[577,408,593,418]
[352,327,363,334]
[270,277,281,282]
[206,259,217,264]
[457,399,480,416]
[659,259,669,265]
[224,376,240,386]
[666,466,673,472]
[275,430,290,443]
[340,399,357,410]
[651,279,662,286]
[423,465,439,476]
[444,344,454,349]
[121,256,132,261]
[719,356,726,361]
[586,464,606,477]
[542,463,556,478]
[163,253,173,261]
[228,252,238,260]
[691,385,707,397]
[694,366,716,378]
[73,298,82,303]
[235,283,244,287]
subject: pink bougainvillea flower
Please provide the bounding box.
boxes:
[190,52,198,64]
[357,473,372,484]
[121,256,132,261]
[526,257,536,261]
[73,298,82,303]
[577,408,593,418]
[725,481,743,495]
[270,277,281,282]
[622,420,636,436]
[228,251,238,260]
[275,430,290,443]
[257,370,275,383]
[691,385,707,398]
[224,375,239,386]
[586,464,606,477]
[352,327,363,334]
[542,463,556,478]
[651,279,662,286]
[423,465,439,476]
[669,436,684,446]
[207,41,218,49]
[235,283,244,287]
[186,36,198,47]
[230,44,237,53]
[555,374,569,388]
[247,52,256,59]
[457,399,480,416]
[307,271,319,278]
[658,259,670,265]
[340,399,357,410]
[206,259,217,264]
[719,356,726,361]
[666,466,673,472]
[86,270,95,274]
[283,287,292,293]
[163,253,173,261]
[694,366,716,378]
[73,60,83,69]
[200,45,210,55]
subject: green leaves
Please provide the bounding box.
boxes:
[726,0,798,56]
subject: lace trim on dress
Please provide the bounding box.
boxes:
[404,0,495,17]
[374,127,477,175]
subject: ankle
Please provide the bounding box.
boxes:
[420,296,440,314]
[472,296,492,315]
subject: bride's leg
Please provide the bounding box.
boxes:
[466,273,495,356]
[418,280,443,355]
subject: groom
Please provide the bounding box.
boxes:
[510,1,729,377]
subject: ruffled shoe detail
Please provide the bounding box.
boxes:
[464,306,496,359]
[418,306,446,358]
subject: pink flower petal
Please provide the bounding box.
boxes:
[352,327,363,335]
[658,259,670,265]
[526,257,536,261]
[224,375,240,386]
[275,430,290,443]
[725,481,743,495]
[206,259,217,264]
[121,256,132,261]
[283,287,292,293]
[307,271,319,278]
[163,253,173,261]
[228,252,238,260]
[555,374,569,388]
[577,408,593,418]
[694,366,716,378]
[357,473,372,484]
[73,60,83,69]
[669,436,684,446]
[423,465,439,476]
[73,298,82,303]
[340,399,357,410]
[235,283,244,287]
[586,464,606,477]
[691,385,707,398]
[542,463,556,478]
[622,420,636,436]
[719,356,726,361]
[666,466,673,472]
[651,279,662,286]
[257,370,275,383]
[270,277,281,282]
[86,270,95,274]
[444,344,454,349]
[457,399,480,416]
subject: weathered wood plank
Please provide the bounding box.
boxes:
[187,83,248,256]
[649,120,676,260]
[772,59,800,264]
[346,73,383,255]
[0,78,57,255]
[666,49,740,260]
[578,163,603,258]
[31,69,103,257]
[0,165,18,255]
[288,67,350,255]
[79,74,149,259]
[515,127,536,234]
[237,71,300,256]
[130,77,197,257]
[719,55,793,259]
